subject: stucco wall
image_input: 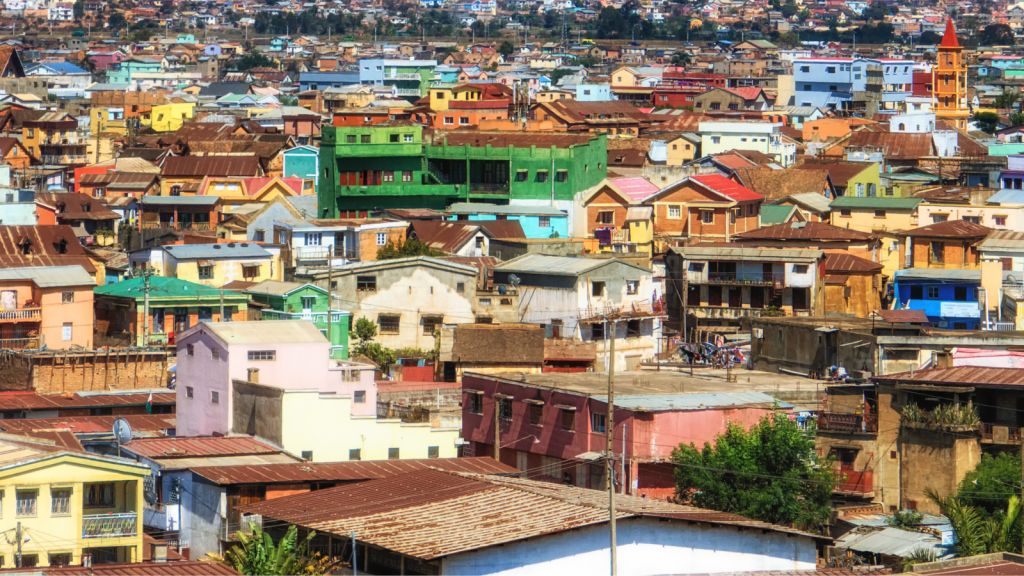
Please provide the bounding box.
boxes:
[441,516,817,575]
[176,330,230,436]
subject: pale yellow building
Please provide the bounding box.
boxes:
[0,440,149,567]
[830,196,923,278]
[149,102,195,132]
[142,243,283,287]
[429,84,484,112]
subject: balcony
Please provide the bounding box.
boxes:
[819,412,878,434]
[82,513,138,539]
[221,514,262,541]
[980,422,1022,444]
[0,307,41,322]
[140,221,214,231]
[395,88,422,97]
[296,245,358,262]
[469,183,510,197]
[688,305,781,320]
[41,154,88,165]
[0,337,41,349]
[385,73,422,80]
[43,135,81,145]
[703,272,784,287]
[836,470,873,496]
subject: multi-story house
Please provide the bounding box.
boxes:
[792,57,913,114]
[893,220,992,330]
[357,59,437,98]
[699,121,796,166]
[0,265,95,349]
[577,181,653,255]
[243,279,351,359]
[316,124,606,215]
[693,87,770,112]
[641,174,764,246]
[492,254,662,371]
[22,112,87,167]
[665,246,825,334]
[0,438,150,567]
[273,217,408,270]
[446,202,568,239]
[129,242,280,288]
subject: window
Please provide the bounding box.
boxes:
[800,65,809,73]
[62,322,72,342]
[479,298,492,306]
[469,393,483,414]
[402,171,413,182]
[711,136,720,144]
[349,449,361,461]
[826,66,836,73]
[598,211,614,225]
[186,386,194,398]
[840,209,852,218]
[964,216,981,224]
[626,280,638,295]
[248,350,276,361]
[556,170,568,182]
[382,171,395,182]
[51,489,71,516]
[701,211,714,224]
[389,134,399,143]
[85,483,114,508]
[498,398,513,420]
[377,232,387,246]
[388,448,400,459]
[346,135,357,143]
[19,555,37,568]
[668,205,681,219]
[875,210,886,218]
[61,291,74,303]
[360,135,371,143]
[459,117,469,125]
[428,446,440,458]
[423,315,443,335]
[254,229,265,242]
[995,216,1008,226]
[357,276,377,291]
[301,451,313,461]
[516,170,528,182]
[591,413,606,433]
[529,404,543,426]
[955,286,969,302]
[187,344,194,356]
[627,319,641,338]
[930,241,945,264]
[198,265,213,279]
[536,170,549,183]
[354,390,366,403]
[16,490,36,516]
[592,281,605,297]
[211,391,220,404]
[910,285,924,300]
[561,408,575,430]
[48,554,71,568]
[379,314,400,334]
[444,117,454,125]
[932,214,948,223]
[592,322,604,339]
[306,232,322,245]
[794,265,809,274]
[928,286,940,299]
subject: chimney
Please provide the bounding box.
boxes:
[247,368,259,383]
[152,542,168,563]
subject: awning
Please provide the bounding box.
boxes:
[197,260,214,267]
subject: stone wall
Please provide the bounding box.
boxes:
[0,349,170,393]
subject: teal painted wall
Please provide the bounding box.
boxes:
[252,286,350,358]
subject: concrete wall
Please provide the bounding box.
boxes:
[176,330,231,436]
[442,516,817,575]
[232,379,284,445]
[900,424,980,515]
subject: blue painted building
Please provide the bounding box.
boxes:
[793,57,912,112]
[282,145,320,185]
[575,84,614,101]
[106,58,162,84]
[892,269,982,330]
[297,71,361,92]
[447,202,568,239]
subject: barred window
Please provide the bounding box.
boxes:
[499,398,513,420]
[350,449,361,461]
[247,350,276,361]
[388,448,400,459]
[16,490,36,516]
[561,409,575,430]
[379,314,400,334]
[51,489,71,516]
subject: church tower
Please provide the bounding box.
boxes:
[933,19,969,129]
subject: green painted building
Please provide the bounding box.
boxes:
[94,276,249,346]
[244,280,350,359]
[316,123,608,216]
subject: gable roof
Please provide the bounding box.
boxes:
[898,219,993,238]
[162,154,261,177]
[494,253,649,276]
[190,457,518,485]
[825,252,883,273]
[0,225,96,272]
[732,167,832,201]
[793,161,871,187]
[242,279,324,297]
[643,173,763,204]
[735,221,874,242]
[758,204,798,225]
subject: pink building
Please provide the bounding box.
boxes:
[462,372,792,500]
[87,50,127,71]
[0,265,96,350]
[175,321,376,436]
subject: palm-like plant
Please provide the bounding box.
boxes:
[207,523,338,576]
[927,488,1023,557]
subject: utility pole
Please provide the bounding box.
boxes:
[15,522,22,568]
[219,288,225,321]
[142,270,152,346]
[494,391,501,463]
[351,531,358,575]
[327,254,334,344]
[607,325,617,576]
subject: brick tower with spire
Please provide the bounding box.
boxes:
[933,19,969,129]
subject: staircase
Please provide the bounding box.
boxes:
[427,162,450,185]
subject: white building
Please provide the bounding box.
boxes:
[699,121,796,167]
[46,1,72,20]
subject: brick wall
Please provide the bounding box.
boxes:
[0,350,171,393]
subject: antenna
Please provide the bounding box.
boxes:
[113,418,132,457]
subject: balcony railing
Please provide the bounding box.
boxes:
[395,88,421,96]
[296,245,358,261]
[0,337,41,350]
[0,307,41,322]
[819,412,879,434]
[980,422,1022,443]
[140,221,214,231]
[41,154,88,165]
[837,470,873,494]
[378,401,431,423]
[704,272,785,287]
[82,513,137,539]
[469,183,510,195]
[385,73,422,80]
[221,514,262,541]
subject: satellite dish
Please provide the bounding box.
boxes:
[498,285,507,295]
[113,418,132,446]
[508,274,521,288]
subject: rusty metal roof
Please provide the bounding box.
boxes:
[0,391,174,411]
[432,131,596,149]
[736,221,873,242]
[190,456,519,485]
[824,252,883,273]
[123,436,280,459]
[873,309,929,324]
[0,225,96,273]
[240,469,827,560]
[0,414,175,435]
[898,219,992,238]
[7,560,240,575]
[873,366,1024,387]
[162,154,261,177]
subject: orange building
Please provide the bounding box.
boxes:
[934,19,969,130]
[642,174,764,244]
[430,101,510,129]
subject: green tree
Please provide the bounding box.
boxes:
[350,316,378,344]
[73,0,84,19]
[354,342,396,371]
[928,488,1024,557]
[886,509,924,529]
[980,23,1014,46]
[918,30,942,44]
[498,40,515,56]
[208,523,337,575]
[376,239,445,260]
[671,411,837,532]
[237,49,274,71]
[957,452,1022,517]
[973,111,1001,134]
[996,90,1021,110]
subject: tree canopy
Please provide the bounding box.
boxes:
[979,23,1015,46]
[957,452,1022,517]
[237,49,274,72]
[973,111,1001,134]
[671,411,836,532]
[209,523,336,575]
[376,239,446,260]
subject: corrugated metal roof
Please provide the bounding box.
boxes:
[162,154,261,177]
[162,243,271,260]
[690,174,764,202]
[140,196,220,206]
[825,252,883,273]
[493,253,652,276]
[0,391,174,411]
[836,527,951,559]
[979,230,1024,251]
[240,469,825,560]
[830,196,923,209]
[874,309,929,324]
[0,414,175,435]
[783,192,834,213]
[446,203,566,216]
[894,268,981,281]
[26,560,241,575]
[95,276,248,301]
[874,366,1024,387]
[242,279,317,297]
[625,206,652,221]
[123,436,281,459]
[591,392,791,411]
[736,221,872,242]
[899,219,992,238]
[0,225,97,273]
[190,457,520,485]
[191,320,328,345]
[0,265,96,288]
[987,189,1024,205]
[671,246,824,262]
[759,204,796,225]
